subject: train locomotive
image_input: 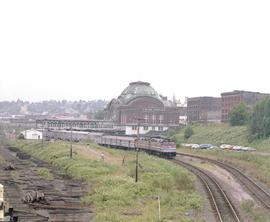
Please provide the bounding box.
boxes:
[45,130,176,158]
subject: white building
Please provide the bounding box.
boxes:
[124,125,169,136]
[20,129,43,140]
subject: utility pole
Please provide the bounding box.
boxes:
[41,122,44,148]
[70,125,73,159]
[135,118,144,183]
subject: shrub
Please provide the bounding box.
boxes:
[229,103,249,126]
[184,126,194,139]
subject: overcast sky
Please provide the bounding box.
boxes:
[0,1,269,102]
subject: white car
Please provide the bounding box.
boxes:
[220,144,233,149]
[232,146,243,151]
[191,144,200,149]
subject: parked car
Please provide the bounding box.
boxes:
[220,144,233,149]
[191,144,200,149]
[232,146,243,151]
[199,144,214,149]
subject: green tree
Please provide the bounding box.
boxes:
[229,103,249,126]
[249,97,270,138]
[184,126,194,139]
[94,110,105,120]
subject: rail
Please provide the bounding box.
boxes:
[172,158,241,222]
[176,152,270,210]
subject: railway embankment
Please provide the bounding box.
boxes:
[7,139,204,222]
[173,124,270,186]
[172,124,270,221]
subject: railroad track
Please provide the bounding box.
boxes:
[172,159,241,222]
[0,145,92,221]
[177,152,270,211]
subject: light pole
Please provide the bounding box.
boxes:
[135,118,144,183]
[70,125,73,159]
[41,122,44,148]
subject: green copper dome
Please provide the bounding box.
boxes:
[118,81,161,104]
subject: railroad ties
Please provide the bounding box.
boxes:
[0,146,92,222]
[177,152,270,211]
[172,159,241,222]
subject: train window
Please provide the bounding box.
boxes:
[158,126,163,131]
[143,126,148,130]
[132,126,137,130]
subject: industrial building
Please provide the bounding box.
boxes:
[187,97,221,123]
[221,90,270,122]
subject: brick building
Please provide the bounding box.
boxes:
[187,97,221,123]
[221,90,269,122]
[105,81,182,134]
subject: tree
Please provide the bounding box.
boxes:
[94,110,105,120]
[229,103,249,126]
[249,97,270,139]
[184,126,194,139]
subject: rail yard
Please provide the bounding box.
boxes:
[1,128,270,221]
[0,144,92,221]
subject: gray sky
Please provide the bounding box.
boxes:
[1,1,270,102]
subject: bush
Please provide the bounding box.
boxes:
[229,103,249,126]
[249,97,270,139]
[184,126,194,139]
[18,133,25,139]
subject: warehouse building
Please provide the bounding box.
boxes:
[187,97,221,123]
[221,90,270,122]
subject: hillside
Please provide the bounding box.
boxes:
[0,100,108,115]
[173,123,270,152]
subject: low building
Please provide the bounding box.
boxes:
[221,90,270,122]
[187,97,221,123]
[124,124,169,135]
[20,129,43,140]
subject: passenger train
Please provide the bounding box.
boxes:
[45,130,176,158]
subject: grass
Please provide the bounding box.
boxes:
[36,167,54,180]
[178,148,270,186]
[241,200,270,222]
[173,123,270,184]
[173,123,249,147]
[8,139,203,222]
[173,123,270,152]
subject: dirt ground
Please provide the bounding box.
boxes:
[0,145,92,221]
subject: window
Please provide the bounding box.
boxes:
[143,126,148,130]
[158,126,163,131]
[132,126,137,130]
[152,126,155,131]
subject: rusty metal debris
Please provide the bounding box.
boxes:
[22,191,47,204]
[4,163,16,171]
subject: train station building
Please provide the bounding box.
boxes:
[104,81,184,135]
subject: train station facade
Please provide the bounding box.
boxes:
[104,81,183,134]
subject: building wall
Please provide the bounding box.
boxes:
[125,125,168,135]
[118,97,165,125]
[22,130,43,140]
[187,97,221,123]
[221,90,270,122]
[109,96,181,126]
